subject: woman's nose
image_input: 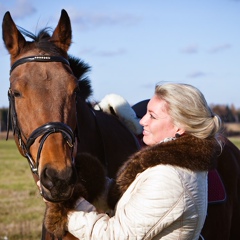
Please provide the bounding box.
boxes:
[139,114,146,126]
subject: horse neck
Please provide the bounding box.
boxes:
[75,96,105,161]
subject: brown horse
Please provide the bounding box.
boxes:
[2,9,140,239]
[3,9,240,240]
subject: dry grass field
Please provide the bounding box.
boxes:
[224,122,240,137]
[224,123,240,148]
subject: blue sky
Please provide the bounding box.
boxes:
[1,0,240,108]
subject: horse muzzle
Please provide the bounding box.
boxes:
[39,165,77,203]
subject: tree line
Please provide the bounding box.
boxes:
[211,104,239,122]
[0,104,239,132]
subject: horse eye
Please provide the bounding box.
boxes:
[13,90,21,98]
[74,87,80,94]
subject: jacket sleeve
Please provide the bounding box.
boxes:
[67,166,188,240]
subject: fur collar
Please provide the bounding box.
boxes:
[116,134,219,195]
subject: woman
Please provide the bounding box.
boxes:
[52,83,223,239]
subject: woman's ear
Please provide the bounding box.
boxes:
[175,128,185,138]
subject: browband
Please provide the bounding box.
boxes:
[10,55,70,74]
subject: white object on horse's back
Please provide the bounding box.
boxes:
[94,94,143,135]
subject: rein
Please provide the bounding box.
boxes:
[7,55,74,176]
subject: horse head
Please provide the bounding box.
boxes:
[2,9,78,202]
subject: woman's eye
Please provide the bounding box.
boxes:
[150,114,156,119]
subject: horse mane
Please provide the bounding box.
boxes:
[68,56,93,100]
[19,27,93,100]
[18,26,62,55]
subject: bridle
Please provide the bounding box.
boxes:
[7,55,75,176]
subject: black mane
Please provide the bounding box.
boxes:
[68,56,93,100]
[18,26,61,55]
[19,27,93,100]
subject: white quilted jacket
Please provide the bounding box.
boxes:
[67,164,208,240]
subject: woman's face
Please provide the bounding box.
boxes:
[140,95,179,146]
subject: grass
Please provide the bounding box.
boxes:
[228,136,240,148]
[0,133,240,240]
[0,138,45,240]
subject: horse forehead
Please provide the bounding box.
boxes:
[10,59,75,89]
[9,47,77,95]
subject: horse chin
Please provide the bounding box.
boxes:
[41,184,75,203]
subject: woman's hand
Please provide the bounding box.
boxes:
[37,180,49,202]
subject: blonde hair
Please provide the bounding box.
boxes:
[155,83,222,140]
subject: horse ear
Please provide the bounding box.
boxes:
[50,9,72,52]
[2,11,26,57]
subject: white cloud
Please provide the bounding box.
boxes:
[181,44,199,54]
[67,8,141,31]
[187,71,206,78]
[8,0,37,20]
[95,48,126,57]
[208,44,231,53]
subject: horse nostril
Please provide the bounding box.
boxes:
[41,167,54,190]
